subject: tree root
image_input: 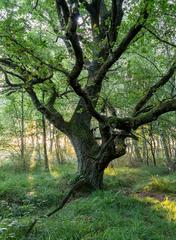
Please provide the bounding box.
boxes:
[25,177,87,237]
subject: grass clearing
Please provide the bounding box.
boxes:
[0,163,176,240]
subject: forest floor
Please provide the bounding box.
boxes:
[0,162,176,240]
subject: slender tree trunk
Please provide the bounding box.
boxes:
[170,135,175,159]
[55,132,63,164]
[42,113,49,171]
[31,135,35,150]
[55,143,61,165]
[155,136,160,161]
[127,141,132,165]
[161,132,172,170]
[133,139,143,163]
[49,123,54,154]
[21,90,26,171]
[149,125,156,166]
[141,126,149,166]
[167,135,172,158]
[42,91,49,171]
[35,120,42,162]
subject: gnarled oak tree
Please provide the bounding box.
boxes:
[0,0,175,189]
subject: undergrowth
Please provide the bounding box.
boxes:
[0,163,176,240]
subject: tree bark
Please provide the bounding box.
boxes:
[149,124,156,166]
[69,120,127,189]
[70,129,103,188]
[42,91,49,171]
[141,126,149,165]
[133,139,143,163]
[42,113,49,171]
[21,90,26,171]
[161,132,172,170]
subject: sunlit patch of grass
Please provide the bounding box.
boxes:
[137,194,176,222]
[50,168,61,178]
[105,167,117,176]
[159,198,176,221]
[143,175,176,194]
[104,167,145,190]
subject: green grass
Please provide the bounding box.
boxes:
[0,163,176,240]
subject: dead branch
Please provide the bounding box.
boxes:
[25,177,87,237]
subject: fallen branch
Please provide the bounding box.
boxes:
[25,177,87,237]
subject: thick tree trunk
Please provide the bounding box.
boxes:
[69,124,127,189]
[68,62,106,188]
[51,62,128,189]
[70,133,104,189]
